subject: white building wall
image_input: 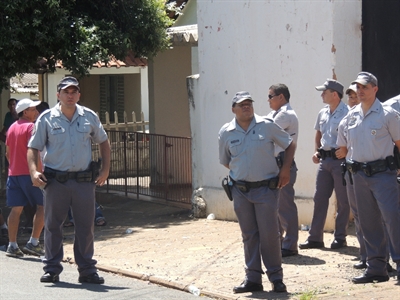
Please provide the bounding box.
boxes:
[192,1,362,225]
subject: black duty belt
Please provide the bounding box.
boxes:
[345,156,396,177]
[44,167,93,183]
[230,177,279,192]
[317,148,339,160]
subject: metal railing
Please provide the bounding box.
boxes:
[93,130,192,204]
[98,111,149,133]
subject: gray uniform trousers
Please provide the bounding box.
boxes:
[278,162,298,251]
[43,179,97,276]
[386,178,400,269]
[232,185,283,283]
[345,172,366,261]
[308,158,349,242]
[353,169,400,276]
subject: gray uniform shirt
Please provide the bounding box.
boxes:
[266,103,299,156]
[314,101,348,150]
[337,99,400,162]
[219,114,292,181]
[28,103,108,172]
[383,94,400,112]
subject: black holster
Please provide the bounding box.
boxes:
[318,147,338,160]
[90,159,102,182]
[276,151,295,168]
[276,151,284,168]
[222,176,233,201]
[393,145,400,169]
[340,162,347,186]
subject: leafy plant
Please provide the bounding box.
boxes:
[0,0,173,89]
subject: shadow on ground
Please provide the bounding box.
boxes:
[0,190,194,247]
[63,191,195,245]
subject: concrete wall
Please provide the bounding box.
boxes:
[148,46,192,137]
[191,1,362,228]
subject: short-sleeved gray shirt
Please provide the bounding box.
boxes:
[28,103,108,172]
[266,103,299,156]
[337,99,400,162]
[314,101,348,150]
[383,94,400,112]
[219,114,292,181]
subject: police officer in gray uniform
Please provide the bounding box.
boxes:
[219,91,296,293]
[336,119,367,270]
[337,72,400,283]
[384,93,400,186]
[299,79,350,250]
[27,77,111,284]
[383,94,400,112]
[266,84,299,257]
[382,93,400,273]
[382,94,400,201]
[338,91,396,271]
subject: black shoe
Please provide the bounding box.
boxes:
[40,272,59,283]
[352,273,389,284]
[281,249,298,257]
[353,260,367,269]
[386,262,394,273]
[78,272,105,284]
[271,280,287,293]
[330,239,347,249]
[233,280,263,293]
[299,240,324,249]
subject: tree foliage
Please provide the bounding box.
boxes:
[0,0,173,89]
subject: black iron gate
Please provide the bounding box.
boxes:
[92,131,192,204]
[362,0,400,101]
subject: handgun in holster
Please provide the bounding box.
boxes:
[90,158,102,182]
[222,176,233,201]
[340,162,347,186]
[394,145,400,169]
[275,151,285,168]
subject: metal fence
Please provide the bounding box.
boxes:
[92,130,192,204]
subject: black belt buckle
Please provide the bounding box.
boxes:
[55,172,69,183]
[235,181,249,193]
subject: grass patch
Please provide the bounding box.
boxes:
[297,289,318,300]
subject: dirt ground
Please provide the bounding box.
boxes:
[3,191,399,299]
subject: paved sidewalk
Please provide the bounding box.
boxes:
[2,191,399,299]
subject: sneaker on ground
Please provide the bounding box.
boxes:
[23,242,44,256]
[6,245,24,258]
